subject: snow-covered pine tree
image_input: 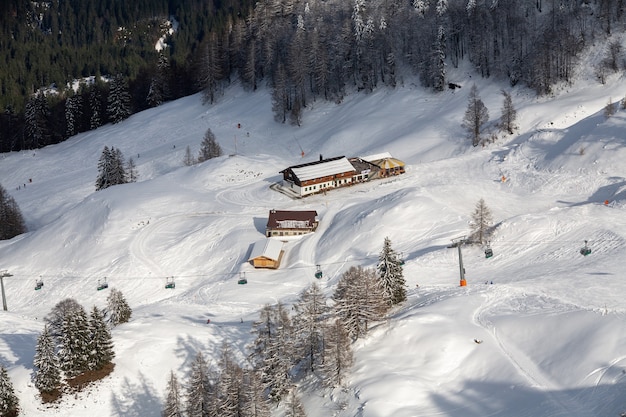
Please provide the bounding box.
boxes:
[321,318,353,388]
[24,91,50,149]
[95,146,113,191]
[185,351,214,417]
[292,283,328,373]
[110,147,127,185]
[377,237,407,306]
[215,343,244,417]
[431,25,446,92]
[58,303,91,378]
[64,95,83,138]
[0,182,27,240]
[239,369,270,417]
[162,371,184,417]
[88,306,115,371]
[197,128,222,163]
[469,198,493,245]
[334,265,385,340]
[45,298,84,339]
[107,74,132,124]
[95,146,127,191]
[250,303,294,403]
[0,365,19,417]
[33,325,61,394]
[106,288,132,326]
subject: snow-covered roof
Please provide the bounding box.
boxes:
[361,152,393,162]
[248,238,283,261]
[291,157,356,181]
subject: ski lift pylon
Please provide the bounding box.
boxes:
[165,276,175,289]
[580,240,591,256]
[97,278,109,291]
[238,272,247,285]
[315,265,323,279]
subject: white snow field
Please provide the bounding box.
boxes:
[1,59,626,417]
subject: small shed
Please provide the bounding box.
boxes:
[266,209,319,237]
[248,239,284,269]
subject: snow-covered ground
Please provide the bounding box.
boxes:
[1,59,626,416]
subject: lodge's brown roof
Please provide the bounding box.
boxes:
[267,210,318,229]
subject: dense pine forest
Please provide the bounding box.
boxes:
[0,0,623,153]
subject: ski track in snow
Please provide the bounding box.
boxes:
[473,287,598,417]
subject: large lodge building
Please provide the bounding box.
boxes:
[280,153,405,198]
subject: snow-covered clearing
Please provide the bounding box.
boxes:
[1,61,626,416]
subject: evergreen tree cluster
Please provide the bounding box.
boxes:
[0,0,622,153]
[163,237,407,415]
[95,146,138,191]
[33,298,117,399]
[0,183,27,241]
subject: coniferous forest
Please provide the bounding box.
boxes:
[0,0,624,153]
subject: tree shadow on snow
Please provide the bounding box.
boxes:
[110,372,161,417]
[557,179,626,207]
[428,379,626,417]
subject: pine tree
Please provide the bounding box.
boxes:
[96,146,127,191]
[88,306,115,371]
[334,266,385,340]
[163,371,184,417]
[197,128,222,163]
[45,298,84,339]
[96,146,113,191]
[197,34,223,105]
[125,157,138,183]
[470,198,494,245]
[499,89,517,134]
[183,145,196,166]
[215,343,243,417]
[377,237,407,306]
[239,369,270,417]
[24,91,50,149]
[0,182,27,240]
[463,84,489,146]
[292,283,328,373]
[33,325,61,394]
[249,303,294,403]
[284,390,307,417]
[185,351,214,417]
[0,365,19,417]
[106,288,132,326]
[321,319,353,387]
[107,74,132,124]
[431,25,446,92]
[148,53,171,107]
[89,88,103,130]
[58,304,91,378]
[64,95,82,138]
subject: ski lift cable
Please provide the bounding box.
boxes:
[8,235,616,283]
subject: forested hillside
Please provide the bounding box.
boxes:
[0,0,623,153]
